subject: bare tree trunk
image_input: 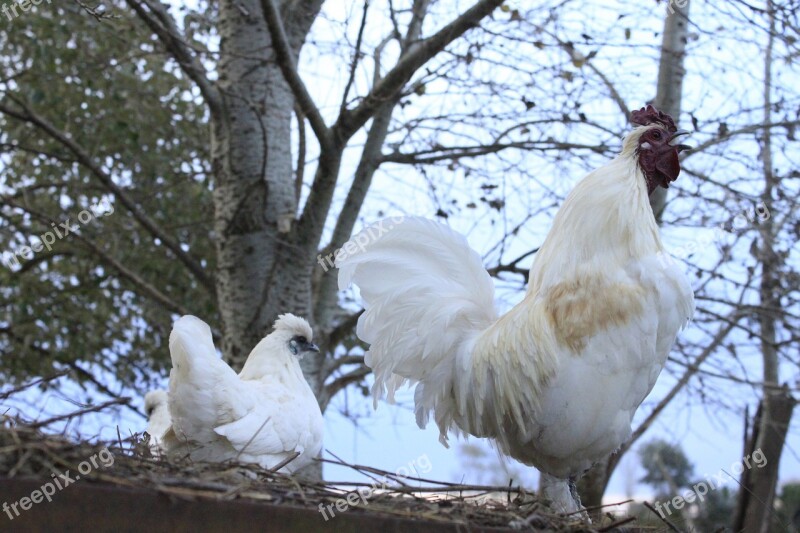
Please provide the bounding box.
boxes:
[570,458,606,507]
[650,0,691,221]
[211,0,322,368]
[577,0,691,508]
[734,391,795,532]
[734,3,797,529]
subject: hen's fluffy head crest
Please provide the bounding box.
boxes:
[273,313,314,342]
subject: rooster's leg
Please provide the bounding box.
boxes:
[509,473,590,529]
[540,473,581,514]
[568,475,582,509]
[568,475,591,523]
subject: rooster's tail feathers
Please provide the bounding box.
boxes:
[337,217,497,431]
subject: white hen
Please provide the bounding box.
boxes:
[337,106,694,512]
[144,389,170,453]
[162,314,323,474]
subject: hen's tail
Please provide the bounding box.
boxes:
[337,217,497,439]
[169,315,219,372]
[166,316,239,447]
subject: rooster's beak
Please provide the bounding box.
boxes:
[670,130,692,153]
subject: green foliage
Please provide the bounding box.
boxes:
[777,482,800,532]
[637,441,739,531]
[692,484,736,532]
[638,439,694,496]
[0,2,214,390]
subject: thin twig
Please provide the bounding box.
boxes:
[234,416,272,460]
[267,451,301,473]
[643,501,682,532]
[28,398,129,429]
[0,371,70,400]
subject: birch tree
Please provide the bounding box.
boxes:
[0,0,504,399]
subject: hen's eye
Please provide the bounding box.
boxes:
[297,336,307,343]
[146,407,154,417]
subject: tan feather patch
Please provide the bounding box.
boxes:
[544,275,645,352]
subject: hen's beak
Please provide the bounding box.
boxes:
[670,130,692,153]
[303,341,320,353]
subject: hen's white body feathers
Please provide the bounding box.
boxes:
[337,127,694,482]
[163,315,323,474]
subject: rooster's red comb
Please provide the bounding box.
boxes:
[631,105,678,133]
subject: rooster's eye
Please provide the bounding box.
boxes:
[652,130,662,139]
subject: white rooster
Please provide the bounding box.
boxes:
[162,314,324,474]
[337,106,694,512]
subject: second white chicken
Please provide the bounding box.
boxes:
[144,389,170,453]
[163,314,323,474]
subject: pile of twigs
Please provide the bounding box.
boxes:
[0,376,647,531]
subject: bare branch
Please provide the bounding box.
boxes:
[686,119,800,156]
[299,0,503,260]
[325,355,366,374]
[325,310,364,350]
[65,362,146,419]
[260,0,332,150]
[547,32,629,119]
[586,62,629,119]
[486,246,540,278]
[312,102,394,322]
[0,370,70,400]
[339,0,370,116]
[320,365,371,410]
[78,234,194,317]
[28,398,130,429]
[125,0,221,113]
[404,0,432,48]
[333,0,505,142]
[73,0,116,21]
[294,105,306,204]
[382,140,609,165]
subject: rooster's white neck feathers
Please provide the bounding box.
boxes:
[528,126,664,294]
